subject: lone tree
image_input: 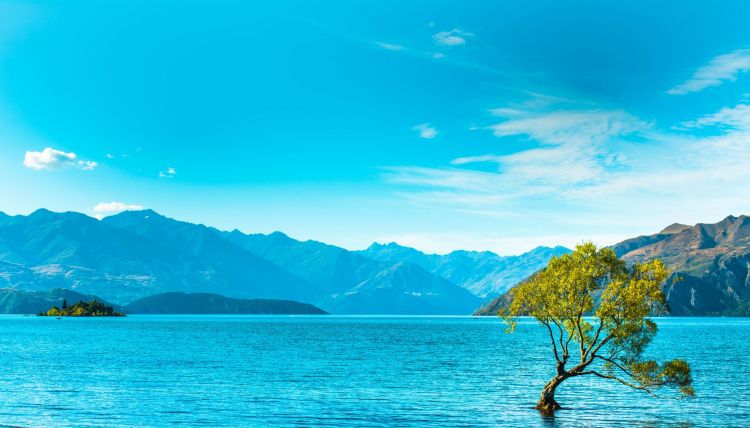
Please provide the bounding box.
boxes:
[502,242,693,413]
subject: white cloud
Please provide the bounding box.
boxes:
[23,147,98,171]
[105,153,115,159]
[667,48,750,95]
[413,123,439,139]
[391,108,646,197]
[386,166,500,192]
[433,29,473,47]
[476,108,647,188]
[78,160,97,170]
[488,109,646,145]
[679,103,750,130]
[451,154,504,165]
[159,167,176,178]
[92,201,144,219]
[432,52,445,59]
[374,41,404,51]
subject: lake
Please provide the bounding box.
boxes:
[0,315,747,427]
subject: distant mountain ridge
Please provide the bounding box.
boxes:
[0,208,575,314]
[476,215,750,316]
[0,208,529,314]
[222,230,481,314]
[0,209,317,304]
[358,242,570,299]
[102,210,323,303]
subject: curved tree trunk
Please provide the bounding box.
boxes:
[537,363,568,414]
[537,378,562,413]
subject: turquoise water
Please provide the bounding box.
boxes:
[0,316,747,427]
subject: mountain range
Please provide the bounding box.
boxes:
[476,215,750,316]
[0,209,563,314]
[8,208,745,315]
[358,243,570,299]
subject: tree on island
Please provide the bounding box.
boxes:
[40,300,124,317]
[501,242,693,414]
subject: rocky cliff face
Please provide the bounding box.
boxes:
[477,215,750,316]
[615,215,750,315]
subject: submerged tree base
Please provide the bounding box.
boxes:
[536,374,564,414]
[536,397,561,414]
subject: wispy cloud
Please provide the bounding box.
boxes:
[489,108,646,144]
[481,107,646,187]
[386,166,500,192]
[312,21,508,78]
[667,48,750,95]
[23,147,97,171]
[433,29,473,47]
[679,103,750,130]
[391,106,646,196]
[384,96,750,241]
[159,167,176,178]
[413,123,439,139]
[374,41,405,51]
[92,201,144,219]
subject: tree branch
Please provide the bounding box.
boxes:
[583,320,604,361]
[543,321,561,363]
[594,355,636,379]
[551,319,567,362]
[564,319,575,357]
[575,310,585,363]
[586,318,622,363]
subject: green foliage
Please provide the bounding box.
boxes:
[38,300,125,317]
[502,242,693,401]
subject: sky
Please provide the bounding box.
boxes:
[1,0,750,255]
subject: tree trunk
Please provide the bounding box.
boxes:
[536,375,565,414]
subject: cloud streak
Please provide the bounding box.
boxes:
[390,106,647,198]
[374,41,404,51]
[23,147,97,171]
[433,29,473,47]
[668,48,750,95]
[384,97,750,242]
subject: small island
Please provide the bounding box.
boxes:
[38,299,125,317]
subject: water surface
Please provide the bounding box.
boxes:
[0,316,747,427]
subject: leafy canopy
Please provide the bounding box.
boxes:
[503,242,694,397]
[40,300,125,317]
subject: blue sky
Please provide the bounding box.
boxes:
[2,0,750,254]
